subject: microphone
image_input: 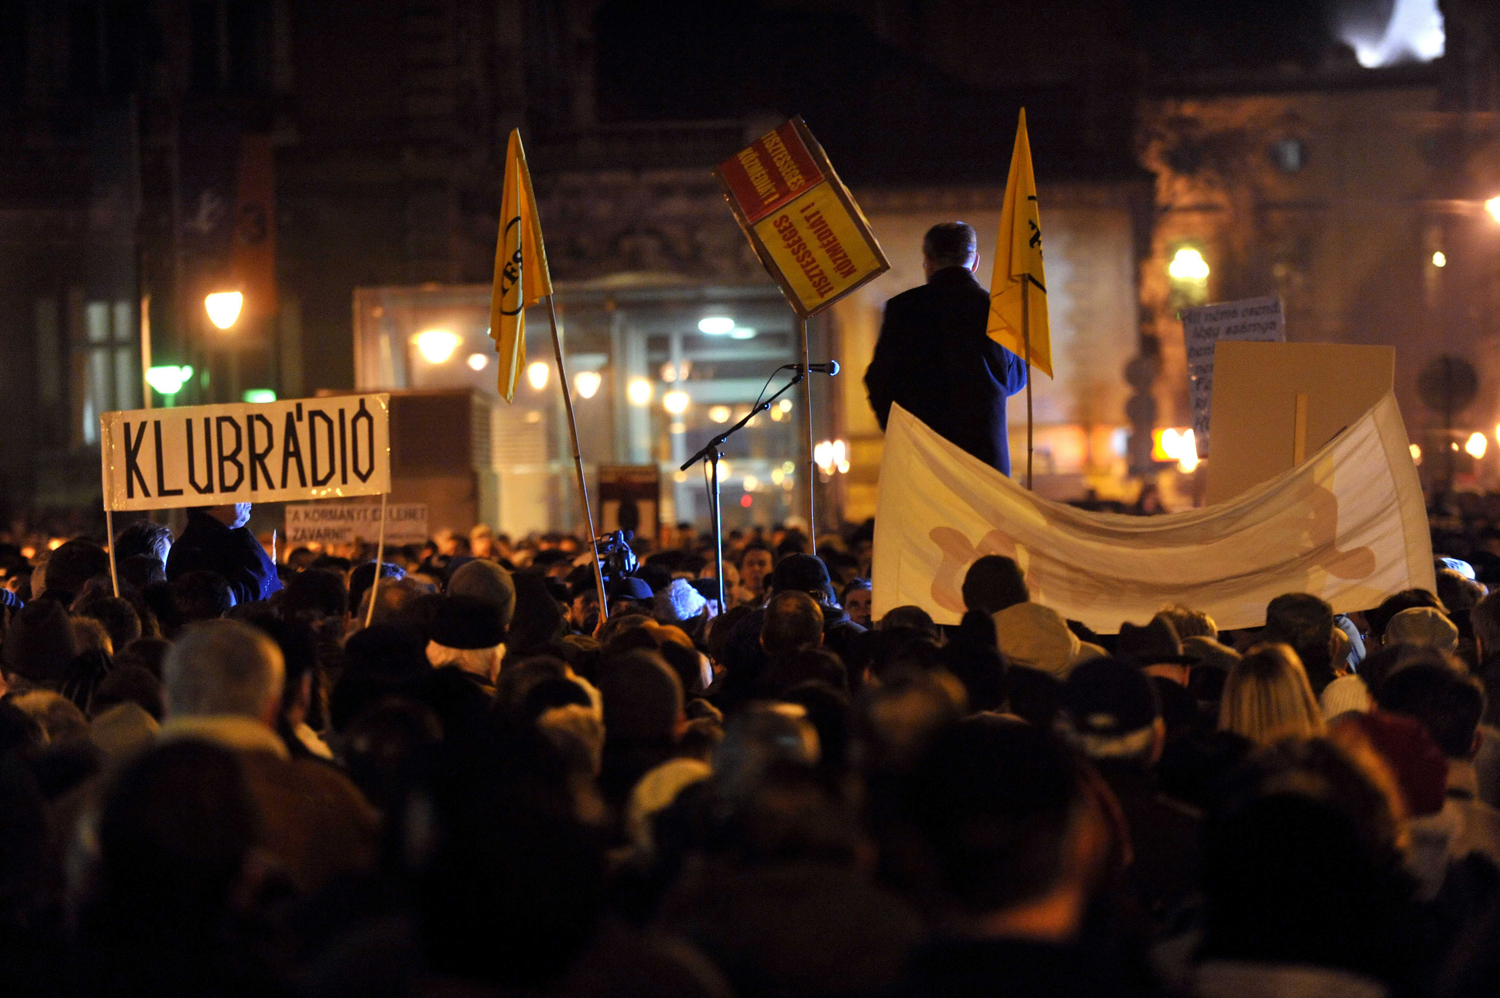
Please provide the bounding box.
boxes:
[789,361,840,376]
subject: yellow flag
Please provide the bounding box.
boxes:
[986,109,1052,378]
[490,130,553,402]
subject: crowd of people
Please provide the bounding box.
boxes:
[4,500,1500,997]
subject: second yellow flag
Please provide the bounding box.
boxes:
[986,109,1052,379]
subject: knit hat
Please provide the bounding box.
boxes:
[1384,607,1459,657]
[1319,674,1372,719]
[993,602,1082,677]
[2,598,79,684]
[770,554,836,603]
[1063,657,1161,740]
[1116,617,1196,666]
[427,595,506,650]
[653,578,708,624]
[447,559,517,632]
[1339,711,1447,817]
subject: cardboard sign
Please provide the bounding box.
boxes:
[284,502,428,547]
[715,118,888,317]
[1182,296,1285,458]
[101,394,390,512]
[1203,342,1395,506]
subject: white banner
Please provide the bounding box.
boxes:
[285,502,428,547]
[101,394,390,512]
[1183,296,1285,458]
[873,397,1433,633]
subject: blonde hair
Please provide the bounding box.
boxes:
[1219,642,1325,744]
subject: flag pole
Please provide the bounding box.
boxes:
[365,492,388,628]
[104,506,120,597]
[799,315,816,537]
[545,295,609,622]
[1023,280,1033,490]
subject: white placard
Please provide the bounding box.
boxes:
[101,394,390,512]
[284,502,428,547]
[1183,297,1285,458]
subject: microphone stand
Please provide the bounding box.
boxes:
[681,367,807,613]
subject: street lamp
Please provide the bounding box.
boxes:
[205,291,244,330]
[414,329,460,364]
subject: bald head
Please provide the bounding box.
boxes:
[164,619,284,722]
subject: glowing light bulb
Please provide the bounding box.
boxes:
[663,390,690,415]
[1168,248,1210,282]
[467,353,489,371]
[709,405,731,423]
[1467,432,1488,459]
[574,370,601,399]
[698,316,734,335]
[1432,251,1447,268]
[1176,430,1200,472]
[414,329,460,363]
[627,378,652,406]
[526,361,549,390]
[1410,443,1423,465]
[1488,197,1500,224]
[205,291,244,329]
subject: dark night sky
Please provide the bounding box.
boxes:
[590,0,1396,185]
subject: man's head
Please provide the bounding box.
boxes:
[908,715,1103,931]
[282,568,349,622]
[1061,657,1164,765]
[962,554,1028,616]
[1375,662,1486,759]
[114,520,174,566]
[922,221,979,277]
[163,619,285,723]
[44,539,111,599]
[425,594,507,684]
[1263,593,1334,685]
[737,543,775,595]
[769,553,837,605]
[762,590,824,659]
[172,571,235,622]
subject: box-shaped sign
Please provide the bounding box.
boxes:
[715,118,888,317]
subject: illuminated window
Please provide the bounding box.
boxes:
[80,299,139,444]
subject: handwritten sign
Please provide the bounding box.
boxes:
[284,502,428,546]
[715,118,888,317]
[101,394,390,512]
[1182,297,1285,458]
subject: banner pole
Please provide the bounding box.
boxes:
[365,492,388,628]
[1023,280,1033,491]
[104,506,120,597]
[545,295,609,622]
[799,315,816,538]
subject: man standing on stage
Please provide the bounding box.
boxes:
[864,222,1028,476]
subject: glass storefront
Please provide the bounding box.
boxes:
[353,279,834,536]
